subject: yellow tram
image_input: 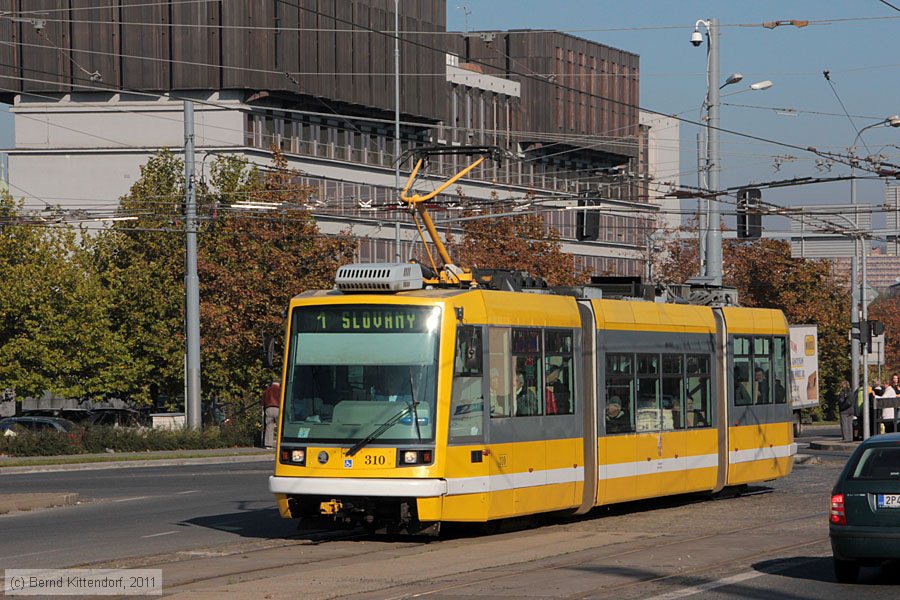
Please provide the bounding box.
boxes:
[269,150,796,533]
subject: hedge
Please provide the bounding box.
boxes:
[0,423,257,457]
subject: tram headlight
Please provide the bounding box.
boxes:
[280,448,306,466]
[398,449,434,466]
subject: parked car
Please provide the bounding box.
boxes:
[0,416,78,436]
[86,408,148,428]
[21,408,94,424]
[829,433,900,582]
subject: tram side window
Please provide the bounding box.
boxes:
[635,354,660,431]
[512,329,542,416]
[773,337,788,404]
[488,327,513,418]
[545,330,574,415]
[686,355,711,427]
[661,354,684,430]
[753,337,773,405]
[605,353,634,434]
[450,325,484,441]
[733,336,752,406]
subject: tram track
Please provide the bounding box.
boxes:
[72,482,830,600]
[374,509,827,600]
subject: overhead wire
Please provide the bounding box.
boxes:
[0,5,896,245]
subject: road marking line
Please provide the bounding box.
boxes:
[141,531,178,538]
[641,554,829,600]
[113,496,149,503]
[641,571,763,600]
[176,490,200,495]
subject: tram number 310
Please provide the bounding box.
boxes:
[365,455,386,466]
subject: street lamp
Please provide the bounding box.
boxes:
[696,81,772,276]
[849,114,900,437]
[692,16,772,282]
[690,18,725,287]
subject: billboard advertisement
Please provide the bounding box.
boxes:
[790,325,819,410]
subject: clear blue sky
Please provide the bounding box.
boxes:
[447,1,900,234]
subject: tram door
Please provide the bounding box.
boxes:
[485,327,519,519]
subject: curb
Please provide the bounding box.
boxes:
[807,441,859,452]
[0,453,275,475]
[0,492,79,514]
[793,453,822,465]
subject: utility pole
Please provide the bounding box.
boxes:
[394,0,402,262]
[184,101,202,430]
[850,173,860,403]
[705,17,723,286]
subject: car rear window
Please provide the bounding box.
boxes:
[850,446,900,480]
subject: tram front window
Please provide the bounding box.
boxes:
[281,305,441,444]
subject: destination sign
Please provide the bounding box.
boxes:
[295,306,436,333]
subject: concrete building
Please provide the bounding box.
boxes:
[2,1,676,277]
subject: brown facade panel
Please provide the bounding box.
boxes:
[221,1,274,90]
[334,1,354,104]
[298,0,319,84]
[276,0,301,81]
[121,2,170,90]
[20,0,70,92]
[315,0,337,100]
[171,0,221,90]
[0,0,20,101]
[369,7,389,110]
[351,2,371,107]
[69,0,119,90]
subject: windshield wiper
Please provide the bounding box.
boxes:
[346,401,419,457]
[408,368,422,442]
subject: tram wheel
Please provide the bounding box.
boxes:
[833,557,859,583]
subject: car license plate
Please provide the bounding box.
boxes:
[877,494,900,508]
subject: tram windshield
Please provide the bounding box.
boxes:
[281,305,441,444]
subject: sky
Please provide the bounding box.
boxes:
[446,0,900,237]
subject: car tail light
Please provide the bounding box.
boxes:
[830,493,846,525]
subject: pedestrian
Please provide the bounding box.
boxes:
[262,380,281,449]
[837,380,854,442]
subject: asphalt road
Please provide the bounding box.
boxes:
[0,460,293,569]
[3,428,896,599]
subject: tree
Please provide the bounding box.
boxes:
[0,195,128,401]
[656,236,850,411]
[444,207,586,286]
[92,149,354,413]
[198,151,355,406]
[868,294,900,375]
[90,151,188,406]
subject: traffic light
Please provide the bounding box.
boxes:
[576,196,600,241]
[860,319,885,351]
[737,188,762,240]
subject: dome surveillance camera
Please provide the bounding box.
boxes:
[690,29,703,47]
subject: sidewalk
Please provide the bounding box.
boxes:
[0,446,274,475]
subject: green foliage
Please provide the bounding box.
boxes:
[0,195,130,399]
[0,426,256,457]
[0,149,354,419]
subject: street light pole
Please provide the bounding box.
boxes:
[183,101,201,430]
[704,17,723,286]
[394,0,402,262]
[849,115,900,437]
